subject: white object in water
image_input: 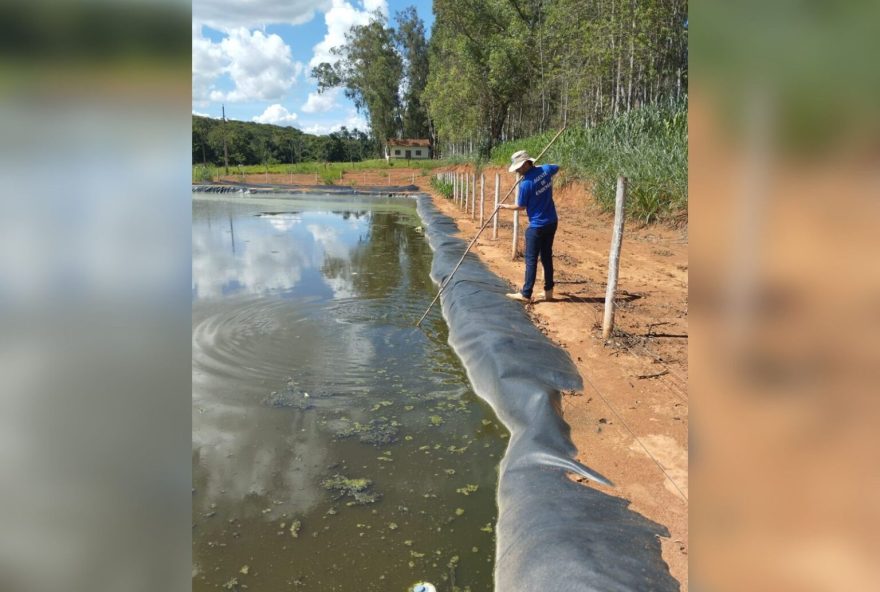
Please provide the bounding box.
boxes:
[411,583,436,592]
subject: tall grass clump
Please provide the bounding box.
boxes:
[192,164,216,183]
[430,176,454,199]
[491,102,687,224]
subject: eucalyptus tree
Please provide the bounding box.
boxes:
[312,12,404,152]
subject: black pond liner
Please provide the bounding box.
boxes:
[415,194,680,592]
[192,182,420,194]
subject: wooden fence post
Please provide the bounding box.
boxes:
[471,174,476,219]
[512,209,520,260]
[603,176,628,339]
[479,174,485,225]
[459,173,464,207]
[493,173,500,240]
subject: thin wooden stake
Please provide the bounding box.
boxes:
[493,173,500,239]
[479,174,485,226]
[512,208,520,260]
[471,174,476,219]
[603,176,628,339]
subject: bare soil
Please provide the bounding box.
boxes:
[216,167,430,188]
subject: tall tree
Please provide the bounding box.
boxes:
[312,12,404,152]
[394,6,431,139]
[424,0,533,157]
[425,0,688,155]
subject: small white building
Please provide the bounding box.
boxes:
[385,139,432,161]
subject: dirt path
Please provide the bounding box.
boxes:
[217,167,430,188]
[419,166,689,590]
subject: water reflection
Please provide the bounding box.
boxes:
[192,197,503,591]
[192,206,372,300]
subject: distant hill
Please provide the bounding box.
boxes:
[192,115,376,166]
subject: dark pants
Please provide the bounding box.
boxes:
[521,221,557,298]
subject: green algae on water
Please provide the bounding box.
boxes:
[289,520,302,538]
[334,417,399,446]
[321,474,381,505]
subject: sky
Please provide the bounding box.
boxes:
[192,0,434,136]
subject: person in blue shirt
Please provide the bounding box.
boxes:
[500,150,559,302]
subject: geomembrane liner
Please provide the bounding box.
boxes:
[416,194,679,592]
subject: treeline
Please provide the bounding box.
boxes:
[313,1,686,158]
[192,116,375,167]
[426,0,687,156]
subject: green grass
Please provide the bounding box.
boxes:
[192,164,216,183]
[194,158,454,185]
[490,103,687,224]
[430,175,454,199]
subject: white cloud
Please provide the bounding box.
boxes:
[192,111,216,118]
[309,0,388,69]
[193,27,304,104]
[221,28,303,102]
[300,110,369,135]
[301,88,341,113]
[192,30,227,102]
[193,0,331,32]
[252,104,299,126]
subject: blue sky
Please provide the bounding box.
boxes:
[192,0,434,135]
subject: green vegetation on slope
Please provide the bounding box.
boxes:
[192,159,450,184]
[491,103,687,224]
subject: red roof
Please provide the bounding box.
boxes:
[387,139,431,147]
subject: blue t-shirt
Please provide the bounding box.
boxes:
[517,164,559,227]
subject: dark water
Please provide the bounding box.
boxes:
[192,196,506,592]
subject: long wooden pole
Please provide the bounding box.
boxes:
[416,126,566,326]
[602,176,628,339]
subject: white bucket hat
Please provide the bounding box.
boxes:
[508,150,535,173]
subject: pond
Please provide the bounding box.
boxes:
[192,195,506,591]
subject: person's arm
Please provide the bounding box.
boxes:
[500,179,528,210]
